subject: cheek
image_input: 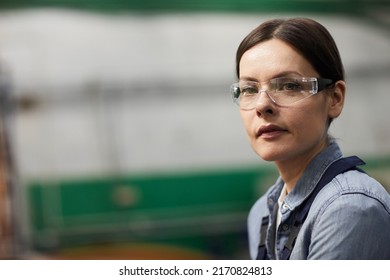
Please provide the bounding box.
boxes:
[239,111,255,136]
[289,103,329,136]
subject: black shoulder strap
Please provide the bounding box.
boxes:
[256,156,366,260]
[256,216,269,260]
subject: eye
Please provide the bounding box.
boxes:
[279,81,302,91]
[241,85,258,96]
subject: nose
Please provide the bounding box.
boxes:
[255,90,276,116]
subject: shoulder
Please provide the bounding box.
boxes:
[247,194,268,238]
[314,170,390,215]
[247,195,267,259]
[300,170,390,259]
[248,195,268,221]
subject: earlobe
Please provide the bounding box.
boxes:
[328,80,346,119]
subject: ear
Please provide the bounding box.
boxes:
[328,80,346,119]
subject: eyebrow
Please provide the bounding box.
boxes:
[239,71,303,82]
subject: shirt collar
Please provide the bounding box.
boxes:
[268,141,343,211]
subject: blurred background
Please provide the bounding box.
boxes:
[0,0,389,259]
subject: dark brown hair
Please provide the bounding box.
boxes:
[235,18,344,82]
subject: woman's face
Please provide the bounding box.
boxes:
[239,39,340,164]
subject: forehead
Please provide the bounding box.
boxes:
[239,39,318,81]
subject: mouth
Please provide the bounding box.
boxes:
[256,124,288,139]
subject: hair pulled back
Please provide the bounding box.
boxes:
[235,18,344,83]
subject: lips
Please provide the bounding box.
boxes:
[256,124,287,139]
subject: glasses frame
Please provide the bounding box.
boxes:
[231,77,334,109]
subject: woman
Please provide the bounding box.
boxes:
[231,18,390,259]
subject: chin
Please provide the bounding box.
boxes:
[255,151,280,162]
[253,147,291,162]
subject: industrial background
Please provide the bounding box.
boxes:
[0,0,389,259]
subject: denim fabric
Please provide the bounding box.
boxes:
[247,142,390,260]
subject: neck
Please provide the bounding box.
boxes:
[276,139,329,193]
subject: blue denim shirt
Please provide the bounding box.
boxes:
[248,142,390,259]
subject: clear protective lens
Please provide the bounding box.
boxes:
[270,77,317,105]
[230,77,332,109]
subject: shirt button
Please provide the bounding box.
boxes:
[282,203,289,210]
[282,224,289,231]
